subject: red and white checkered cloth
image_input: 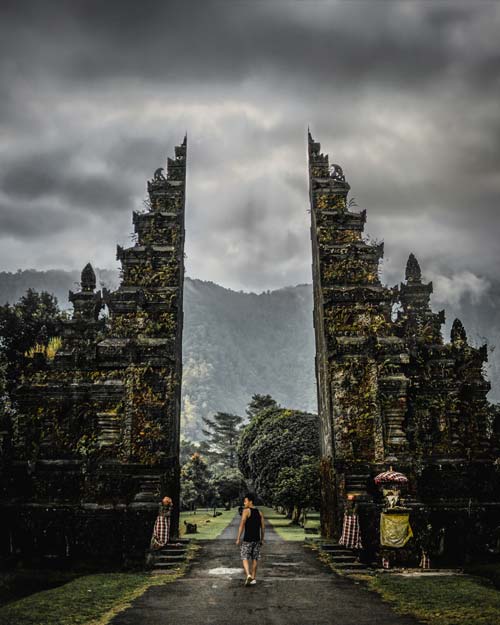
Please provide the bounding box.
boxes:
[150,513,171,549]
[339,513,363,550]
[419,551,431,569]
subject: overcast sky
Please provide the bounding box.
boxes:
[1,0,499,305]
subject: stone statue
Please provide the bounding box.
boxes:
[153,167,166,181]
[329,163,346,182]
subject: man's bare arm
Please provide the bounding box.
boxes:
[236,509,249,544]
[260,511,265,543]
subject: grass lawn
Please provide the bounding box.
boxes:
[260,506,320,541]
[0,544,199,625]
[0,570,81,608]
[317,540,500,625]
[464,563,500,590]
[0,570,180,625]
[179,507,236,539]
[363,573,500,625]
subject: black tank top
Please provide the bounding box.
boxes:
[243,507,261,542]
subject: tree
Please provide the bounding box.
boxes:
[0,289,65,390]
[180,452,211,510]
[237,407,320,510]
[246,394,280,420]
[211,468,247,510]
[180,479,198,511]
[202,412,244,469]
[238,402,281,479]
[180,437,210,465]
[272,457,321,524]
[0,349,14,459]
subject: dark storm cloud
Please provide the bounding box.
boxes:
[1,148,132,212]
[0,0,499,302]
[0,198,77,238]
[1,1,493,91]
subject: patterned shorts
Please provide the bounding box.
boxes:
[240,540,261,561]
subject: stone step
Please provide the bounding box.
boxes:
[317,543,375,571]
[139,481,161,488]
[321,544,353,554]
[155,552,185,558]
[160,541,189,546]
[155,555,185,562]
[137,476,161,487]
[324,552,356,560]
[331,561,367,569]
[98,435,120,446]
[97,411,121,447]
[346,475,370,488]
[330,555,357,563]
[153,561,183,569]
[323,551,354,558]
[97,414,120,423]
[155,547,187,553]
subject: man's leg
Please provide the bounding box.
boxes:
[250,541,260,582]
[241,542,253,584]
[242,558,251,577]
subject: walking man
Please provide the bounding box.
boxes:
[236,493,265,586]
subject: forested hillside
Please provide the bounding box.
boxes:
[181,279,316,439]
[1,270,499,440]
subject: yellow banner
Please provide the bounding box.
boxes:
[380,513,413,548]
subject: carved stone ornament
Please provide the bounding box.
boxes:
[329,163,346,182]
[405,253,422,283]
[153,167,166,181]
[451,318,467,345]
[81,263,96,292]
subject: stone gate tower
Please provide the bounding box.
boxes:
[308,131,499,563]
[1,138,187,566]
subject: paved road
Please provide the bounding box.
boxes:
[218,508,282,540]
[110,512,419,625]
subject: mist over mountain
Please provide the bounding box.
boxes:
[1,270,498,440]
[0,269,120,307]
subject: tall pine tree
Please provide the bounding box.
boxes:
[246,393,280,420]
[202,412,243,469]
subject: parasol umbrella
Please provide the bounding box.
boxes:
[374,466,408,486]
